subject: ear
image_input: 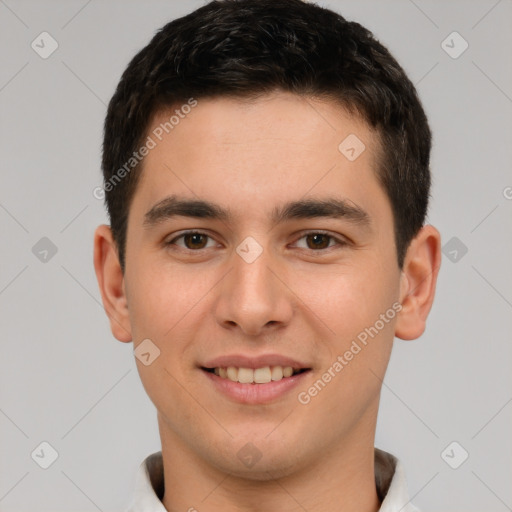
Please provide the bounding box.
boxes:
[395,225,441,340]
[93,224,132,342]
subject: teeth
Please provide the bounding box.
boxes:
[213,365,300,384]
[254,367,272,383]
[238,367,253,383]
[271,366,283,381]
[227,366,238,381]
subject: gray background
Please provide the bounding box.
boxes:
[1,0,511,510]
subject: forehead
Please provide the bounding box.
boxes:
[147,92,379,158]
[131,92,387,225]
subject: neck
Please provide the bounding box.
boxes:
[159,412,381,512]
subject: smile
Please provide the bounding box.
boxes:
[201,366,311,404]
[203,365,308,384]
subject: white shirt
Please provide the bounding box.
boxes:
[125,448,420,512]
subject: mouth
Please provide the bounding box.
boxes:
[200,357,312,404]
[201,365,310,384]
[199,354,312,404]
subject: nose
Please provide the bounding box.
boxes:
[214,242,294,337]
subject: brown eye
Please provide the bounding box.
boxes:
[293,231,346,252]
[305,233,331,250]
[183,233,208,249]
[167,231,216,250]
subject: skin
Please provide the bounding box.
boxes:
[94,91,441,512]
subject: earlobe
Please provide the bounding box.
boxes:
[395,225,442,341]
[93,224,132,343]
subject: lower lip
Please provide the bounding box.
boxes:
[202,369,311,404]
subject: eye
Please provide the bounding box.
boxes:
[166,231,217,250]
[165,230,347,252]
[293,231,346,251]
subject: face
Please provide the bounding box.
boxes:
[96,91,436,478]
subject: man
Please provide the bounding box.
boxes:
[93,1,441,510]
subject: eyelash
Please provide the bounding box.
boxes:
[165,230,348,253]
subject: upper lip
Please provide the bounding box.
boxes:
[201,353,311,370]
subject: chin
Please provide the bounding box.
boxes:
[222,455,300,481]
[209,436,306,480]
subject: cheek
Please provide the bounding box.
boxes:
[294,261,399,341]
[295,267,398,429]
[126,259,195,339]
[127,266,202,418]
[125,261,221,384]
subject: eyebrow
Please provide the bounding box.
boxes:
[143,195,372,229]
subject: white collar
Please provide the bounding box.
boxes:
[125,448,420,512]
